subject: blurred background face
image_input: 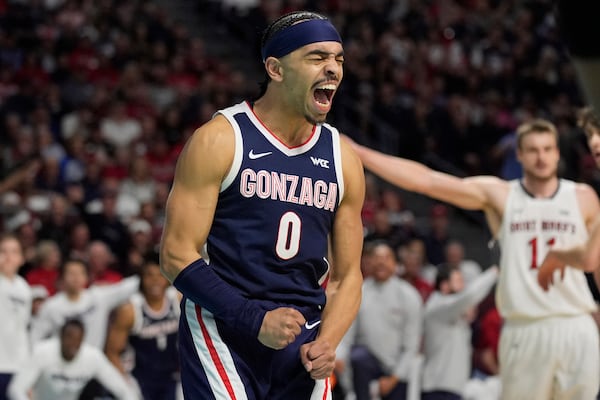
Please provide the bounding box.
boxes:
[445,241,465,267]
[371,243,397,282]
[447,269,465,294]
[0,237,25,276]
[141,262,169,301]
[61,324,84,361]
[61,261,88,293]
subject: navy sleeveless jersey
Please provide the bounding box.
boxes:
[206,101,344,309]
[129,288,180,382]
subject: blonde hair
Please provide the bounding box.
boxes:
[515,119,558,149]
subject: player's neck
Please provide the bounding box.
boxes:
[65,290,82,301]
[521,175,559,198]
[252,95,315,147]
[145,296,165,311]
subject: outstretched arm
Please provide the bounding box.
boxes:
[346,138,498,211]
[300,137,365,380]
[159,116,304,349]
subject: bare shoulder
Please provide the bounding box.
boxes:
[175,114,235,184]
[185,114,235,157]
[338,135,365,199]
[113,301,135,327]
[574,181,600,215]
[575,181,600,199]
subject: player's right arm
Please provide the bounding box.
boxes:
[347,138,500,211]
[105,303,134,375]
[159,117,304,349]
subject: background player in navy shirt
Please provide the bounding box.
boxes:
[159,10,365,400]
[106,257,181,400]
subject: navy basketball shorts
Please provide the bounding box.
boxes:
[179,298,332,400]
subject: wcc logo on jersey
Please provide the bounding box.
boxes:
[310,156,330,169]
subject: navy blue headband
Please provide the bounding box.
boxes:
[261,19,342,62]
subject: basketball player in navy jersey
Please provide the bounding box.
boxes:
[159,10,365,400]
[105,258,181,400]
[345,119,600,399]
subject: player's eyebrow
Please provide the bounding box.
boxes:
[304,49,344,58]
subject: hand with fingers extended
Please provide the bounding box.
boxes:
[258,307,305,349]
[537,250,567,291]
[300,339,336,380]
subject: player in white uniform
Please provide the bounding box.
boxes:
[0,234,32,399]
[30,258,139,349]
[346,118,600,399]
[7,319,136,400]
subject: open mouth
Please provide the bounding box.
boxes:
[313,84,336,107]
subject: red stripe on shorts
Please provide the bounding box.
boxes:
[195,305,238,400]
[322,377,329,400]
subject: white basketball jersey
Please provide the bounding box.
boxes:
[497,179,597,321]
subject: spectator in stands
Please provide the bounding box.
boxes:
[119,155,156,206]
[399,238,435,302]
[421,264,498,400]
[444,240,483,286]
[340,241,423,400]
[421,204,452,266]
[25,239,61,296]
[82,185,131,264]
[86,240,123,285]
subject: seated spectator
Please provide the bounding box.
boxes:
[340,241,423,400]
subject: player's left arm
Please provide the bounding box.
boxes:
[300,137,365,380]
[538,183,600,289]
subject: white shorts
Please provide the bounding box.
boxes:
[499,314,599,400]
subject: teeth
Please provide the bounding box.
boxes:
[317,84,336,90]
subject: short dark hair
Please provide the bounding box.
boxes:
[435,263,458,291]
[577,106,600,138]
[60,318,85,336]
[59,258,88,278]
[254,11,330,99]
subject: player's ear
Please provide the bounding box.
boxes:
[265,57,283,82]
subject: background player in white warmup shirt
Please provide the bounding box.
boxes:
[347,118,600,399]
[7,319,136,400]
[0,234,32,400]
[30,258,139,349]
